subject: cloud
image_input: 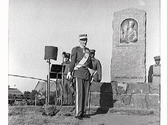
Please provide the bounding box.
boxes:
[138,0,145,6]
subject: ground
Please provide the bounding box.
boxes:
[8,106,160,125]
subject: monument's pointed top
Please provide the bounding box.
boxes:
[114,8,146,17]
[122,7,142,11]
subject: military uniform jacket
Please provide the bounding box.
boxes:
[62,60,70,75]
[91,58,102,82]
[69,46,92,80]
[148,64,161,83]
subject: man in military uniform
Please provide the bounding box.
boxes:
[62,52,67,63]
[148,56,161,83]
[62,53,74,105]
[67,34,92,120]
[90,49,102,82]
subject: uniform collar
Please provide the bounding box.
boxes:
[91,57,96,61]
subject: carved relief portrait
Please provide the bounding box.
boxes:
[120,18,138,44]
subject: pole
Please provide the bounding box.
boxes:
[88,88,91,114]
[61,57,64,87]
[47,59,51,105]
[61,56,64,106]
[35,94,37,106]
[45,75,48,106]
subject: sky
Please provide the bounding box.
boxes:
[8,0,160,93]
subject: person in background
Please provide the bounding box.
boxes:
[90,49,102,82]
[62,52,67,63]
[148,56,161,83]
[62,53,74,105]
[67,34,92,120]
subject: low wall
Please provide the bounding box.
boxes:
[90,81,160,111]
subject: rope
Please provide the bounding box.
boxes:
[8,74,48,82]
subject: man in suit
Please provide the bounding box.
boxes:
[148,56,161,83]
[90,49,102,82]
[67,34,92,120]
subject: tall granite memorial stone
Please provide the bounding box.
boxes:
[111,8,146,83]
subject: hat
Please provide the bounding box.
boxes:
[79,34,87,40]
[154,56,160,61]
[62,52,66,55]
[65,53,70,59]
[90,49,96,54]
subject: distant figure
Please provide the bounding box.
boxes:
[62,53,74,105]
[120,20,138,43]
[90,49,102,82]
[148,56,161,83]
[62,52,67,63]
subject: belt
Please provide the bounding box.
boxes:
[153,75,160,77]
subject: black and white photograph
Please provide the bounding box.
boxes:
[2,0,166,124]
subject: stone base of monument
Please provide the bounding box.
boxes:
[89,82,160,114]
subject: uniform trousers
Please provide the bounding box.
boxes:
[62,77,74,105]
[75,77,90,116]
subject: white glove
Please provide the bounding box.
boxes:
[67,72,72,80]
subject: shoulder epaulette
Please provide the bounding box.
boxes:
[85,47,90,53]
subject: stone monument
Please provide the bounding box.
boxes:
[111,8,146,83]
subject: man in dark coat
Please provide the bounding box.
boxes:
[90,49,102,82]
[67,34,92,120]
